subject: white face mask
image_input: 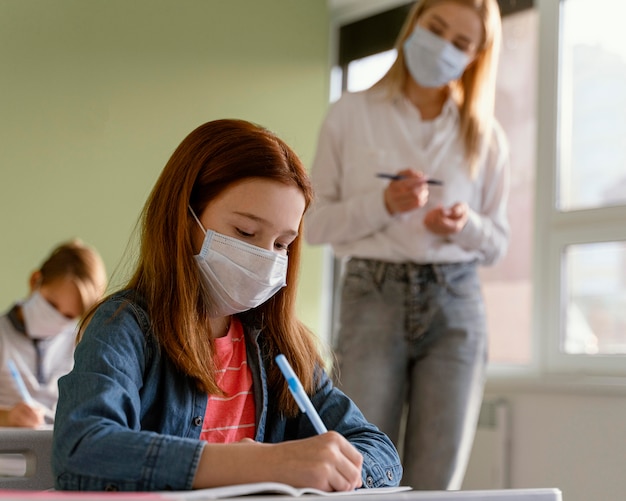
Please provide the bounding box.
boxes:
[403,25,470,88]
[189,207,288,318]
[21,290,78,340]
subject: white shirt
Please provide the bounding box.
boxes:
[304,88,510,265]
[0,307,75,412]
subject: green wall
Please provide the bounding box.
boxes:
[0,0,330,338]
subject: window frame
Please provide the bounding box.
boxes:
[536,0,626,376]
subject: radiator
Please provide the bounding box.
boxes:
[461,398,511,489]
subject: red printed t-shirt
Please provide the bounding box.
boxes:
[200,318,256,443]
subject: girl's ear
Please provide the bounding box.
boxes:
[28,270,43,292]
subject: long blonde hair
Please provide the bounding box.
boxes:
[83,119,321,417]
[373,0,502,176]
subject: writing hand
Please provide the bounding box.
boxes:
[423,202,469,235]
[270,432,363,492]
[6,401,45,428]
[383,169,429,215]
[193,431,363,491]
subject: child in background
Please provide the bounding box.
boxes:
[0,239,107,427]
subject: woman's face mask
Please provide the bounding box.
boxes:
[21,290,78,339]
[403,25,471,88]
[189,207,288,318]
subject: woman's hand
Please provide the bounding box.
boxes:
[383,169,429,215]
[423,202,469,235]
[193,431,363,492]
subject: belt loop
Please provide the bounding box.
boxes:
[374,260,387,287]
[431,263,444,285]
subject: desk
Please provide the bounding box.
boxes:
[222,489,563,501]
[0,488,563,501]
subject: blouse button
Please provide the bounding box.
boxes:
[366,476,374,488]
[386,470,394,481]
[193,416,203,426]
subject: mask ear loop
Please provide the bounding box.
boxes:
[188,205,207,234]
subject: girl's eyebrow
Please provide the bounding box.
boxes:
[233,211,299,238]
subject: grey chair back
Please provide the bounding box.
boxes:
[0,428,54,490]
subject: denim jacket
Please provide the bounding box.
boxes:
[52,291,402,491]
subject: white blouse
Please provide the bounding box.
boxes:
[0,309,74,412]
[304,88,510,266]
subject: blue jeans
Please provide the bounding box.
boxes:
[333,258,487,490]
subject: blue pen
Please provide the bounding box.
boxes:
[275,354,328,434]
[7,358,34,405]
[7,358,56,422]
[376,173,444,186]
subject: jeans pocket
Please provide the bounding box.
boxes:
[440,263,480,298]
[341,259,380,302]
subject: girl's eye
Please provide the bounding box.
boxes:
[236,228,254,238]
[274,241,289,252]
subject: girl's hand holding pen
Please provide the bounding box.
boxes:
[270,354,362,491]
[3,401,45,428]
[194,431,363,492]
[264,433,363,492]
[381,169,430,215]
[196,354,363,492]
[6,357,54,426]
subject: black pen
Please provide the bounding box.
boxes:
[376,173,444,186]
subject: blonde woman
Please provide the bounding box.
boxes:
[52,119,401,492]
[0,239,106,427]
[305,0,509,490]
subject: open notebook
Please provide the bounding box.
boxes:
[163,483,411,499]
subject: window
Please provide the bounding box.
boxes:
[558,0,626,212]
[346,50,397,92]
[563,242,626,355]
[539,0,626,374]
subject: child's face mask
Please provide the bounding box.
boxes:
[22,290,78,339]
[189,206,287,318]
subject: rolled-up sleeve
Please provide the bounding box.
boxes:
[52,299,205,491]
